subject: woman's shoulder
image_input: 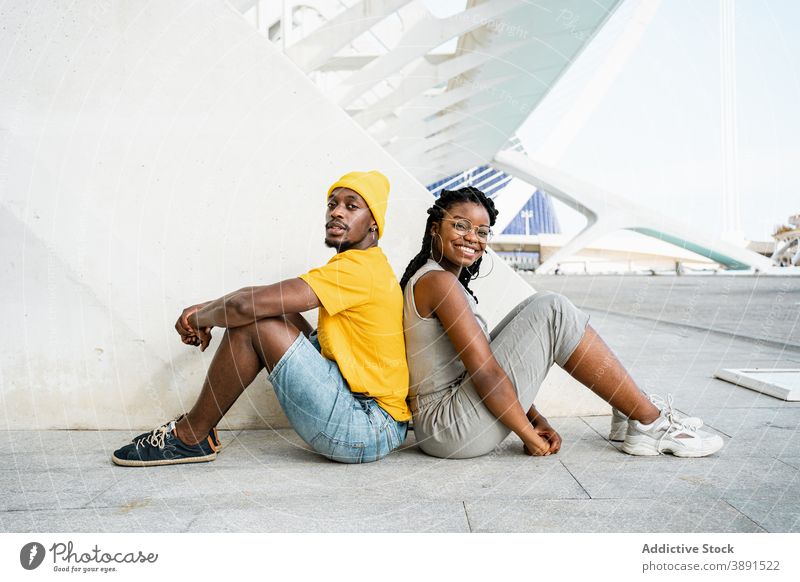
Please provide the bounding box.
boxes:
[412,261,457,288]
[408,262,464,319]
[414,268,468,305]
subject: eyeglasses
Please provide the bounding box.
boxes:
[441,218,493,242]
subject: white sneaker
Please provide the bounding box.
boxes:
[608,394,703,442]
[609,408,631,442]
[621,413,723,458]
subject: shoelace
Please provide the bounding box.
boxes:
[662,393,678,424]
[655,393,696,452]
[134,423,170,449]
[650,393,704,429]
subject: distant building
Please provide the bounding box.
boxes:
[771,214,800,266]
[501,190,561,236]
[427,165,512,199]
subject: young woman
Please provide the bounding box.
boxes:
[400,187,723,459]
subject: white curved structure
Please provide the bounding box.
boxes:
[493,151,775,273]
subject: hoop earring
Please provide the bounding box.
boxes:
[429,233,444,262]
[472,248,495,280]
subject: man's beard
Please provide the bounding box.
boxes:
[325,237,355,252]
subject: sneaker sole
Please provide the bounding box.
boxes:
[665,441,724,458]
[620,441,661,456]
[621,436,723,458]
[111,452,217,467]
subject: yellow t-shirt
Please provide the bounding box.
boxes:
[299,247,411,421]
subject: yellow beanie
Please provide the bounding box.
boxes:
[327,170,390,239]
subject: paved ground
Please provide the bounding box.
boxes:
[2,275,799,533]
[524,273,800,350]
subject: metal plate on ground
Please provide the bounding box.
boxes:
[714,368,800,401]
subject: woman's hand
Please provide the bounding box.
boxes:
[532,416,562,455]
[525,407,562,455]
[522,431,553,456]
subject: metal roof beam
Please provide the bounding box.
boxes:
[286,0,415,73]
[373,74,515,141]
[385,102,499,155]
[337,0,521,107]
[351,38,532,129]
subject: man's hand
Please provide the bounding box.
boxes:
[175,303,213,351]
[194,326,213,352]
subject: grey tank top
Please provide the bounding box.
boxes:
[403,260,489,399]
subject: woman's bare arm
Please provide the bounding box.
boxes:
[414,271,552,455]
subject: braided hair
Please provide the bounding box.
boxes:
[399,186,498,303]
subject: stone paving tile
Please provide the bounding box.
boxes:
[664,383,781,413]
[210,429,321,467]
[778,457,800,470]
[1,500,197,533]
[88,463,353,508]
[0,494,469,533]
[688,406,800,435]
[343,453,589,501]
[700,420,797,459]
[185,495,469,533]
[0,467,119,512]
[0,449,113,474]
[0,430,131,455]
[725,498,800,532]
[464,498,764,533]
[562,457,800,502]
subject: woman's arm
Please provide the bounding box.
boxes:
[527,405,562,455]
[414,272,552,456]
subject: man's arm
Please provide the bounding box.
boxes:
[185,278,321,332]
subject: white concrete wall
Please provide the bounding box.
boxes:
[0,0,604,430]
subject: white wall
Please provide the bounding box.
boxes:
[0,0,603,430]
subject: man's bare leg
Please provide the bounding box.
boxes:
[174,314,312,445]
[560,325,660,424]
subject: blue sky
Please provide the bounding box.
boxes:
[517,0,799,241]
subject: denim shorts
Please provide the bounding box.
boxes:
[267,331,408,464]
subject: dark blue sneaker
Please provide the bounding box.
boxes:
[131,414,222,450]
[112,419,218,467]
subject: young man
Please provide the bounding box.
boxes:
[113,171,411,466]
